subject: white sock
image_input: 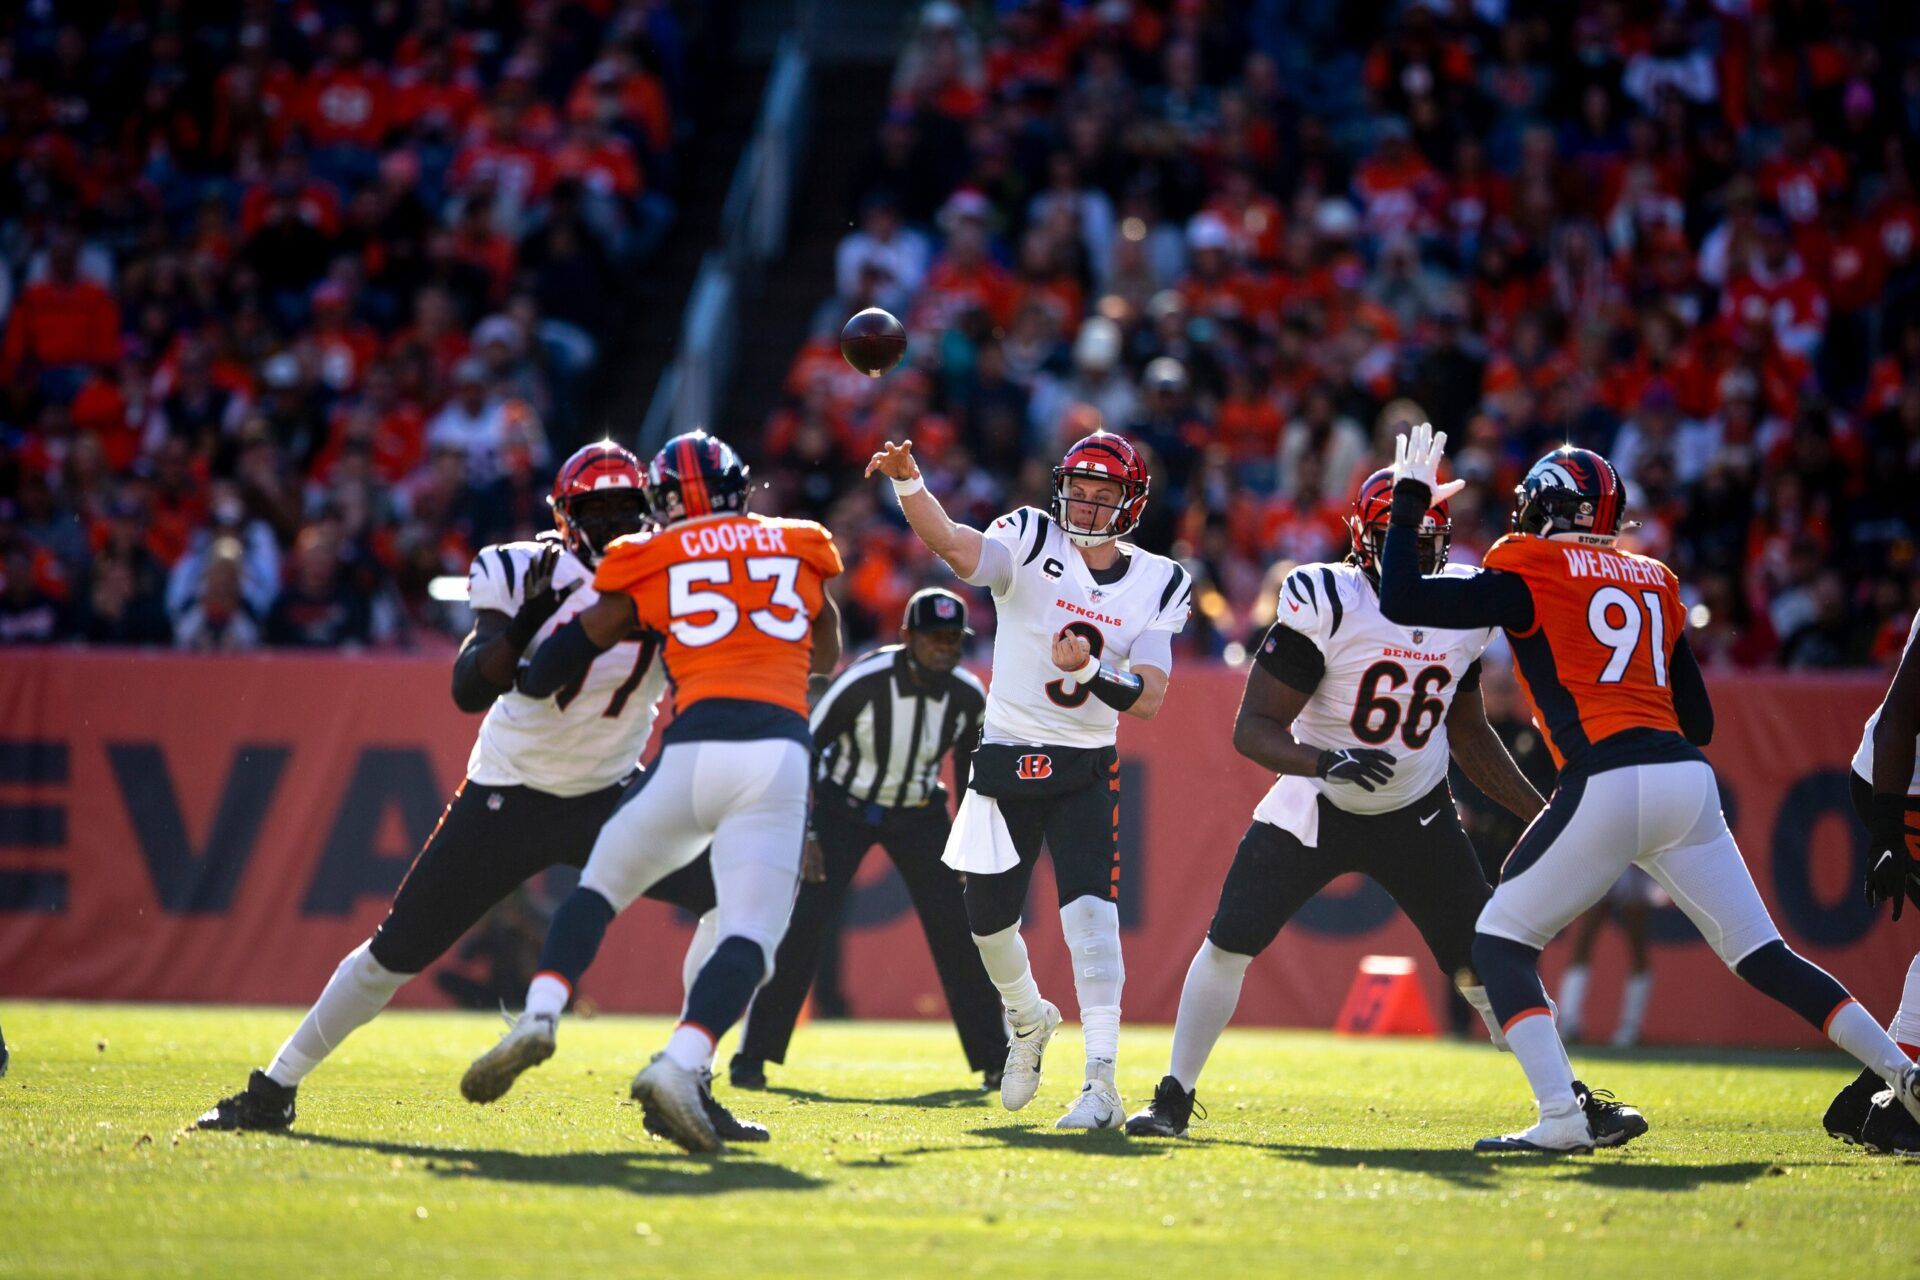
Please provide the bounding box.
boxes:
[1889,951,1920,1054]
[265,942,409,1087]
[1460,984,1507,1051]
[972,923,1045,1029]
[664,1022,715,1072]
[1612,971,1653,1046]
[1060,896,1124,1072]
[1170,940,1253,1089]
[1504,1011,1581,1121]
[1557,964,1589,1041]
[1828,1000,1913,1088]
[680,913,721,1067]
[525,972,571,1022]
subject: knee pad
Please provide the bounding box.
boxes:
[1059,894,1124,995]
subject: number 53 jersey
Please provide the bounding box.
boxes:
[594,513,843,720]
[1256,561,1496,826]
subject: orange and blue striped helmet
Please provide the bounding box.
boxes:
[644,431,752,524]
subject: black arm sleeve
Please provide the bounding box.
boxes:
[515,615,609,698]
[1254,623,1326,695]
[451,641,510,713]
[1377,480,1536,631]
[1458,658,1483,695]
[1668,632,1714,746]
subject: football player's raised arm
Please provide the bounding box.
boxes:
[1444,675,1545,822]
[865,439,987,582]
[1377,484,1534,631]
[517,592,636,698]
[811,591,843,675]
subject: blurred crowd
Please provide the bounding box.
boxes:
[0,0,694,649]
[766,0,1920,668]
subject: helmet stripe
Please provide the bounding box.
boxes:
[677,437,711,517]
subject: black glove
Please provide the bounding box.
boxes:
[1316,747,1396,792]
[1864,795,1918,921]
[502,544,578,650]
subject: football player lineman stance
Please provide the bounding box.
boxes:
[867,430,1191,1131]
[197,443,731,1134]
[1127,470,1639,1145]
[1828,608,1920,1153]
[1381,423,1920,1153]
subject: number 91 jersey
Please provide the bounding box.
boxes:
[1256,562,1496,823]
[467,540,667,797]
[593,513,843,718]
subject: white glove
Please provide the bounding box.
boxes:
[1391,421,1466,505]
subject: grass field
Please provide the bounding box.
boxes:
[2,1002,1916,1279]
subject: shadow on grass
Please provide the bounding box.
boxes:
[281,1130,828,1196]
[966,1124,1166,1157]
[765,1085,992,1110]
[1254,1142,1781,1191]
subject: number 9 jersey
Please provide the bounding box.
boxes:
[592,513,843,719]
[1254,561,1497,826]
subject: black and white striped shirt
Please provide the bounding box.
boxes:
[811,646,987,809]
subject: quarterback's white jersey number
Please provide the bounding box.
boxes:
[666,557,807,646]
[1348,661,1452,749]
[1587,586,1667,686]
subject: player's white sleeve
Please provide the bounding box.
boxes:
[1148,562,1193,633]
[1131,627,1174,674]
[963,507,1044,597]
[1275,565,1338,658]
[466,545,527,615]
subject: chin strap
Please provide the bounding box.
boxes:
[1069,655,1144,711]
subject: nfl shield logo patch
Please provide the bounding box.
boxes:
[1411,629,1425,644]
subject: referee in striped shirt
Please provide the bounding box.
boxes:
[731,588,1005,1090]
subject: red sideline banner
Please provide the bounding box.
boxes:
[0,651,1904,1049]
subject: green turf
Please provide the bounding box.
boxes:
[1,1002,1915,1279]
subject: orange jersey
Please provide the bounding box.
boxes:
[1482,534,1686,769]
[594,514,843,719]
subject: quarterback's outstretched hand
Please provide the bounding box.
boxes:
[865,439,921,483]
[1392,422,1466,506]
[1316,747,1397,792]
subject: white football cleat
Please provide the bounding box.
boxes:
[999,1001,1062,1112]
[632,1053,725,1154]
[1473,1108,1596,1155]
[1894,1062,1920,1127]
[1055,1079,1126,1131]
[460,1010,556,1104]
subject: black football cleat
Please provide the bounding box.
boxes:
[646,1068,770,1144]
[195,1069,296,1132]
[728,1054,767,1091]
[1573,1080,1648,1148]
[1856,1093,1920,1155]
[1124,1074,1203,1138]
[1823,1067,1883,1145]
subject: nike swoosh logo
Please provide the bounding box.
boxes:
[1419,810,1443,826]
[1287,600,1300,611]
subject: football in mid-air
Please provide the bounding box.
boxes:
[840,306,907,377]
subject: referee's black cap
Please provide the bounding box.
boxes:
[904,587,971,634]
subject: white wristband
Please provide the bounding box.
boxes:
[1070,655,1100,685]
[891,474,926,498]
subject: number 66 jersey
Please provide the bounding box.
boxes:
[1255,561,1497,828]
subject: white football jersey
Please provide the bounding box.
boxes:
[1253,561,1497,829]
[1851,610,1920,795]
[976,507,1191,749]
[465,538,668,797]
